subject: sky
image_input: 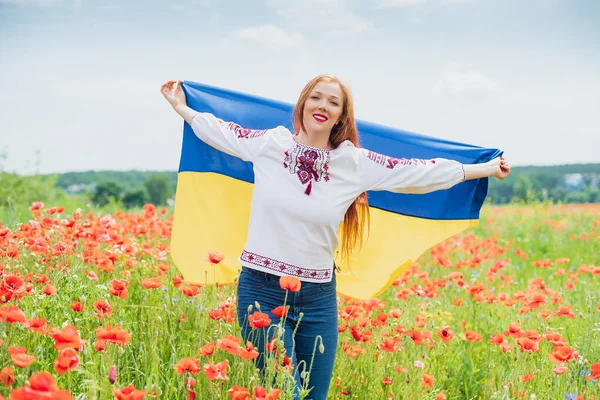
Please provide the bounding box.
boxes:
[0,0,599,175]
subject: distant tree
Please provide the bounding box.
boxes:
[564,191,589,204]
[92,180,123,206]
[549,186,568,203]
[122,187,150,209]
[512,176,533,202]
[581,186,600,203]
[143,174,173,206]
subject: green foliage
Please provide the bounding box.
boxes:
[49,170,178,193]
[122,187,151,209]
[92,180,124,207]
[0,172,89,225]
[143,174,173,206]
[0,172,62,208]
[488,163,600,204]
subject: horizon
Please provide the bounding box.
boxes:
[1,0,599,175]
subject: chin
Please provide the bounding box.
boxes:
[310,122,332,134]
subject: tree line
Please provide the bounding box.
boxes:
[1,163,597,213]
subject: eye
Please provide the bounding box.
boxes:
[310,95,319,100]
[330,101,339,106]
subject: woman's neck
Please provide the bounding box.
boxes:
[295,130,333,150]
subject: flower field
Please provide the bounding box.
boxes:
[1,202,599,399]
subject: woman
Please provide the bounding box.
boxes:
[161,74,510,399]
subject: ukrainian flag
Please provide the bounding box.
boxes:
[171,80,502,300]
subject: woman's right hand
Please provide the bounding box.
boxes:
[161,80,187,109]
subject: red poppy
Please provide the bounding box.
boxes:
[108,280,129,299]
[1,274,26,302]
[29,202,44,211]
[96,324,131,347]
[93,300,112,318]
[94,340,107,352]
[112,384,146,400]
[198,342,215,357]
[70,301,83,312]
[217,335,242,356]
[248,312,271,329]
[54,348,80,375]
[8,347,36,368]
[464,330,482,342]
[0,306,26,324]
[378,338,400,353]
[271,305,289,318]
[239,341,259,361]
[253,386,281,400]
[586,362,600,381]
[489,333,504,345]
[0,366,14,386]
[279,276,301,292]
[141,277,163,289]
[51,325,83,351]
[9,371,72,400]
[548,346,579,364]
[555,305,576,318]
[516,338,539,353]
[437,326,454,343]
[228,385,250,400]
[520,373,535,383]
[205,250,225,265]
[553,365,568,375]
[421,373,434,388]
[42,284,57,295]
[174,358,201,376]
[203,360,229,381]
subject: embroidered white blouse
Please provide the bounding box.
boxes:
[189,112,466,283]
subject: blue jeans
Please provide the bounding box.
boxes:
[236,266,338,400]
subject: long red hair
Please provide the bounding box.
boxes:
[292,74,370,262]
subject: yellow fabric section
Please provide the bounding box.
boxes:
[171,172,478,299]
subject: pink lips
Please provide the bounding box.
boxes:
[313,114,328,123]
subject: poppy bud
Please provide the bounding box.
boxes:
[108,365,117,384]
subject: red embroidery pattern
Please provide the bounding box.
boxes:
[217,119,267,139]
[283,144,331,195]
[240,250,332,280]
[367,151,434,169]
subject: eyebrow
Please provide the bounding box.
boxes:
[313,91,340,100]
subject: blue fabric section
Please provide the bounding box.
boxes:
[178,80,502,220]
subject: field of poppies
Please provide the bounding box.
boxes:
[0,201,599,399]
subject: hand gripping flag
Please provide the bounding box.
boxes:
[171,80,502,300]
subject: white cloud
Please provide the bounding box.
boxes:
[266,0,372,37]
[0,0,64,4]
[432,63,499,97]
[231,24,304,49]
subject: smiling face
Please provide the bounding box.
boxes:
[301,80,344,137]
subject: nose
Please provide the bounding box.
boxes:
[318,100,327,112]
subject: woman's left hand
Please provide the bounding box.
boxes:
[490,156,511,180]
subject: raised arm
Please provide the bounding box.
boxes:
[161,80,274,162]
[161,80,197,124]
[358,148,510,194]
[464,156,511,180]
